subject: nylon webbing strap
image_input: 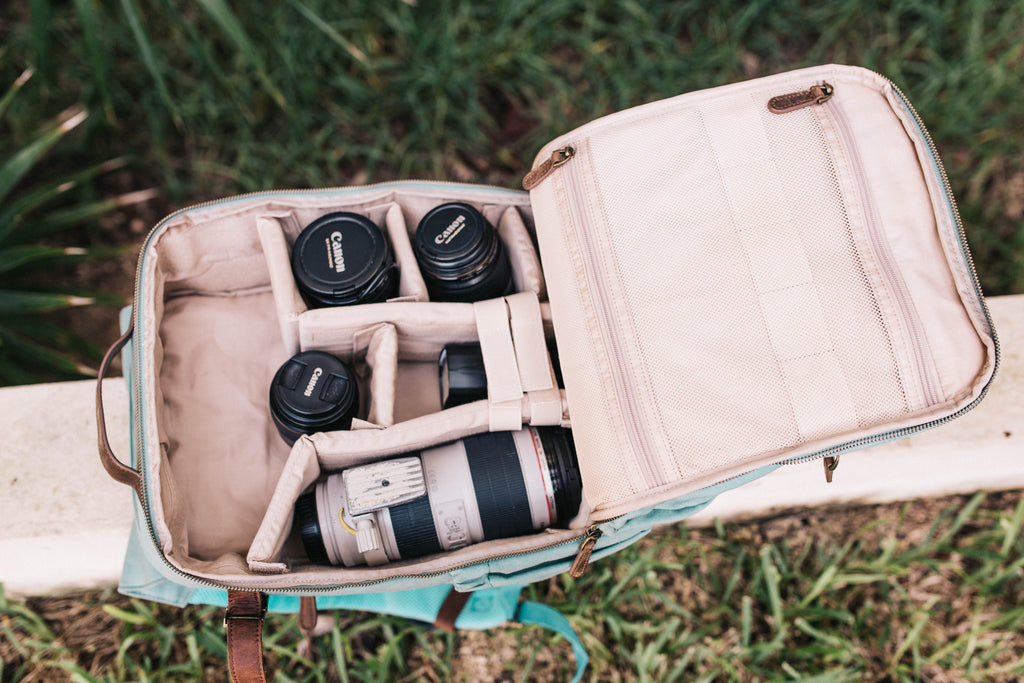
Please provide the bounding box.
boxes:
[225,590,268,683]
[514,601,589,683]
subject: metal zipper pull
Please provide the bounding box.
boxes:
[768,83,835,114]
[823,455,840,483]
[568,526,603,578]
[522,146,575,190]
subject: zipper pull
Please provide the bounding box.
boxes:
[568,526,603,578]
[522,146,575,190]
[768,82,835,114]
[823,455,840,483]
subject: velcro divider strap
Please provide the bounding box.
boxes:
[505,292,562,426]
[474,298,524,431]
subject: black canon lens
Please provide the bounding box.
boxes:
[413,202,514,302]
[291,212,399,307]
[269,350,359,445]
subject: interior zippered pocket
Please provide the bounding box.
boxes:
[532,73,964,521]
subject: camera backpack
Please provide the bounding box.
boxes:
[96,64,998,682]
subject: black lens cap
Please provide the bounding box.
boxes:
[292,212,398,307]
[414,202,513,302]
[269,350,359,444]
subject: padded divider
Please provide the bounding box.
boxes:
[257,214,308,356]
[383,204,429,301]
[299,302,478,360]
[352,323,398,428]
[497,206,547,300]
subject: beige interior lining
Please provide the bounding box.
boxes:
[139,186,572,578]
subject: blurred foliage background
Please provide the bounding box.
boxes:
[1,0,1022,294]
[0,2,1023,680]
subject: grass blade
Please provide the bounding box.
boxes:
[197,0,287,108]
[72,0,116,122]
[119,0,182,128]
[29,0,50,79]
[286,0,370,67]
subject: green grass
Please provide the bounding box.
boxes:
[1,0,1022,293]
[2,493,1023,681]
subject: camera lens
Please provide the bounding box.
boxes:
[269,350,359,445]
[294,427,582,567]
[291,212,399,307]
[413,202,514,302]
[438,341,565,410]
[439,343,487,409]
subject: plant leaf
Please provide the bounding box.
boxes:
[0,107,88,208]
[0,245,90,274]
[0,69,33,121]
[0,328,97,381]
[0,157,129,245]
[0,289,96,313]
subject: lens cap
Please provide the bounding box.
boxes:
[269,350,359,444]
[414,202,513,302]
[292,212,398,307]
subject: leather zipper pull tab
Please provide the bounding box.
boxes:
[522,146,575,190]
[768,82,835,114]
[823,455,840,483]
[568,526,602,578]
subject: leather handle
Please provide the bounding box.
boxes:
[96,318,142,496]
[226,590,268,683]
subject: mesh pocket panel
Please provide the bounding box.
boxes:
[581,87,909,486]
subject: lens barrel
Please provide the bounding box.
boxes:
[293,427,582,566]
[269,350,359,445]
[291,212,398,307]
[413,203,514,302]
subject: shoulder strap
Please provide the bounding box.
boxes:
[225,590,268,683]
[514,600,589,683]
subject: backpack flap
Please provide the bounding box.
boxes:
[525,64,998,523]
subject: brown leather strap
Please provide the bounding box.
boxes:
[96,319,142,496]
[226,590,268,683]
[298,596,318,634]
[433,588,472,633]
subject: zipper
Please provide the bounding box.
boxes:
[568,525,604,577]
[522,147,575,190]
[767,83,834,113]
[559,142,667,488]
[821,91,944,408]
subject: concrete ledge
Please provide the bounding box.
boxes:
[1,295,1020,597]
